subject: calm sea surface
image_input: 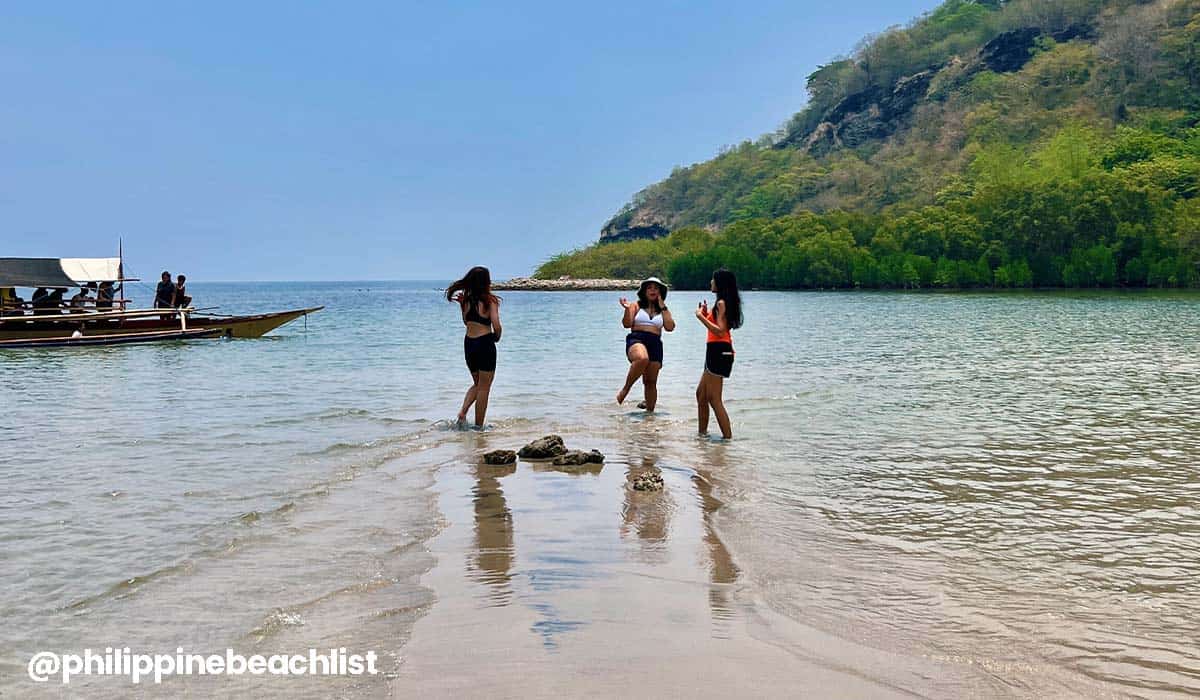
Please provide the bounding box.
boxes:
[2,282,1199,697]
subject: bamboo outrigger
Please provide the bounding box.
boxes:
[0,328,223,348]
[0,255,321,345]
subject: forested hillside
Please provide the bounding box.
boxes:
[538,0,1200,289]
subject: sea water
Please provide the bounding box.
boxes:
[2,282,1199,697]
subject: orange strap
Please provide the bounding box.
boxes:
[705,308,731,344]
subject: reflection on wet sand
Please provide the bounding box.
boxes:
[694,447,742,635]
[616,423,741,632]
[393,435,940,698]
[529,460,604,476]
[621,458,672,553]
[468,462,515,607]
[465,441,746,637]
[619,454,743,634]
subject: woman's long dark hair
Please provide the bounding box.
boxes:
[446,266,500,309]
[712,268,743,330]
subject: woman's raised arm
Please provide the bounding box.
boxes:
[620,297,637,328]
[662,305,676,332]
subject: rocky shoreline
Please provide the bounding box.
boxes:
[493,277,640,291]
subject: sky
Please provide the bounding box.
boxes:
[0,1,939,281]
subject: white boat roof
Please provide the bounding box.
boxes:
[0,258,122,287]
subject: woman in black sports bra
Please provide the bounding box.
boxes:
[447,266,503,427]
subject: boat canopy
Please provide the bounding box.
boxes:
[0,258,122,287]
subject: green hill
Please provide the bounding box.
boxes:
[537,0,1200,289]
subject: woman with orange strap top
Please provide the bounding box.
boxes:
[694,268,743,439]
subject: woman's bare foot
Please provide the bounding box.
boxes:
[616,387,629,404]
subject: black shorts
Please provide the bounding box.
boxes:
[705,342,734,378]
[464,333,497,373]
[626,331,664,364]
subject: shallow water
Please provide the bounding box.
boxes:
[2,283,1199,697]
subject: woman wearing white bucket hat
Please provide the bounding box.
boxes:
[616,277,675,411]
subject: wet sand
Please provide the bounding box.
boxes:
[392,434,977,698]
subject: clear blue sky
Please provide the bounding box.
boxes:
[1,1,937,281]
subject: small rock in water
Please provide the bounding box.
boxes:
[551,449,605,466]
[482,449,517,465]
[518,435,567,459]
[632,473,664,492]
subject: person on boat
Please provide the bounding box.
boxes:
[0,288,23,315]
[154,271,176,309]
[69,286,92,311]
[447,266,503,427]
[616,277,675,411]
[96,281,115,310]
[173,274,192,308]
[29,287,49,314]
[33,288,67,313]
[694,268,743,440]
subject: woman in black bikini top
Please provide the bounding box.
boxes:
[446,266,503,427]
[463,301,491,327]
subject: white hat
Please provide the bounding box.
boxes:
[639,277,668,299]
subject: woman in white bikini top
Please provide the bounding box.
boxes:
[616,277,675,411]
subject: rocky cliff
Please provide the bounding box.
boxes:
[599,8,1100,243]
[599,207,671,243]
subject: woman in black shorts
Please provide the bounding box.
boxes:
[616,277,675,411]
[447,266,503,427]
[695,268,742,439]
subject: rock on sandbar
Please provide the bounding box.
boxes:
[518,435,567,459]
[482,449,517,465]
[632,473,664,492]
[551,449,605,466]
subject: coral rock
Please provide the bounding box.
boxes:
[482,450,517,465]
[551,449,605,466]
[518,435,567,459]
[632,473,664,492]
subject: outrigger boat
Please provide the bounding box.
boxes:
[0,328,223,349]
[0,256,322,344]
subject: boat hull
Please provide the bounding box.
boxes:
[0,307,322,341]
[0,328,222,348]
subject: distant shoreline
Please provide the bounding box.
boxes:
[495,279,1200,293]
[493,277,641,291]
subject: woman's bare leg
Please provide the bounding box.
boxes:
[473,371,495,427]
[641,362,661,412]
[458,372,479,422]
[696,376,710,435]
[618,345,650,404]
[707,374,732,439]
